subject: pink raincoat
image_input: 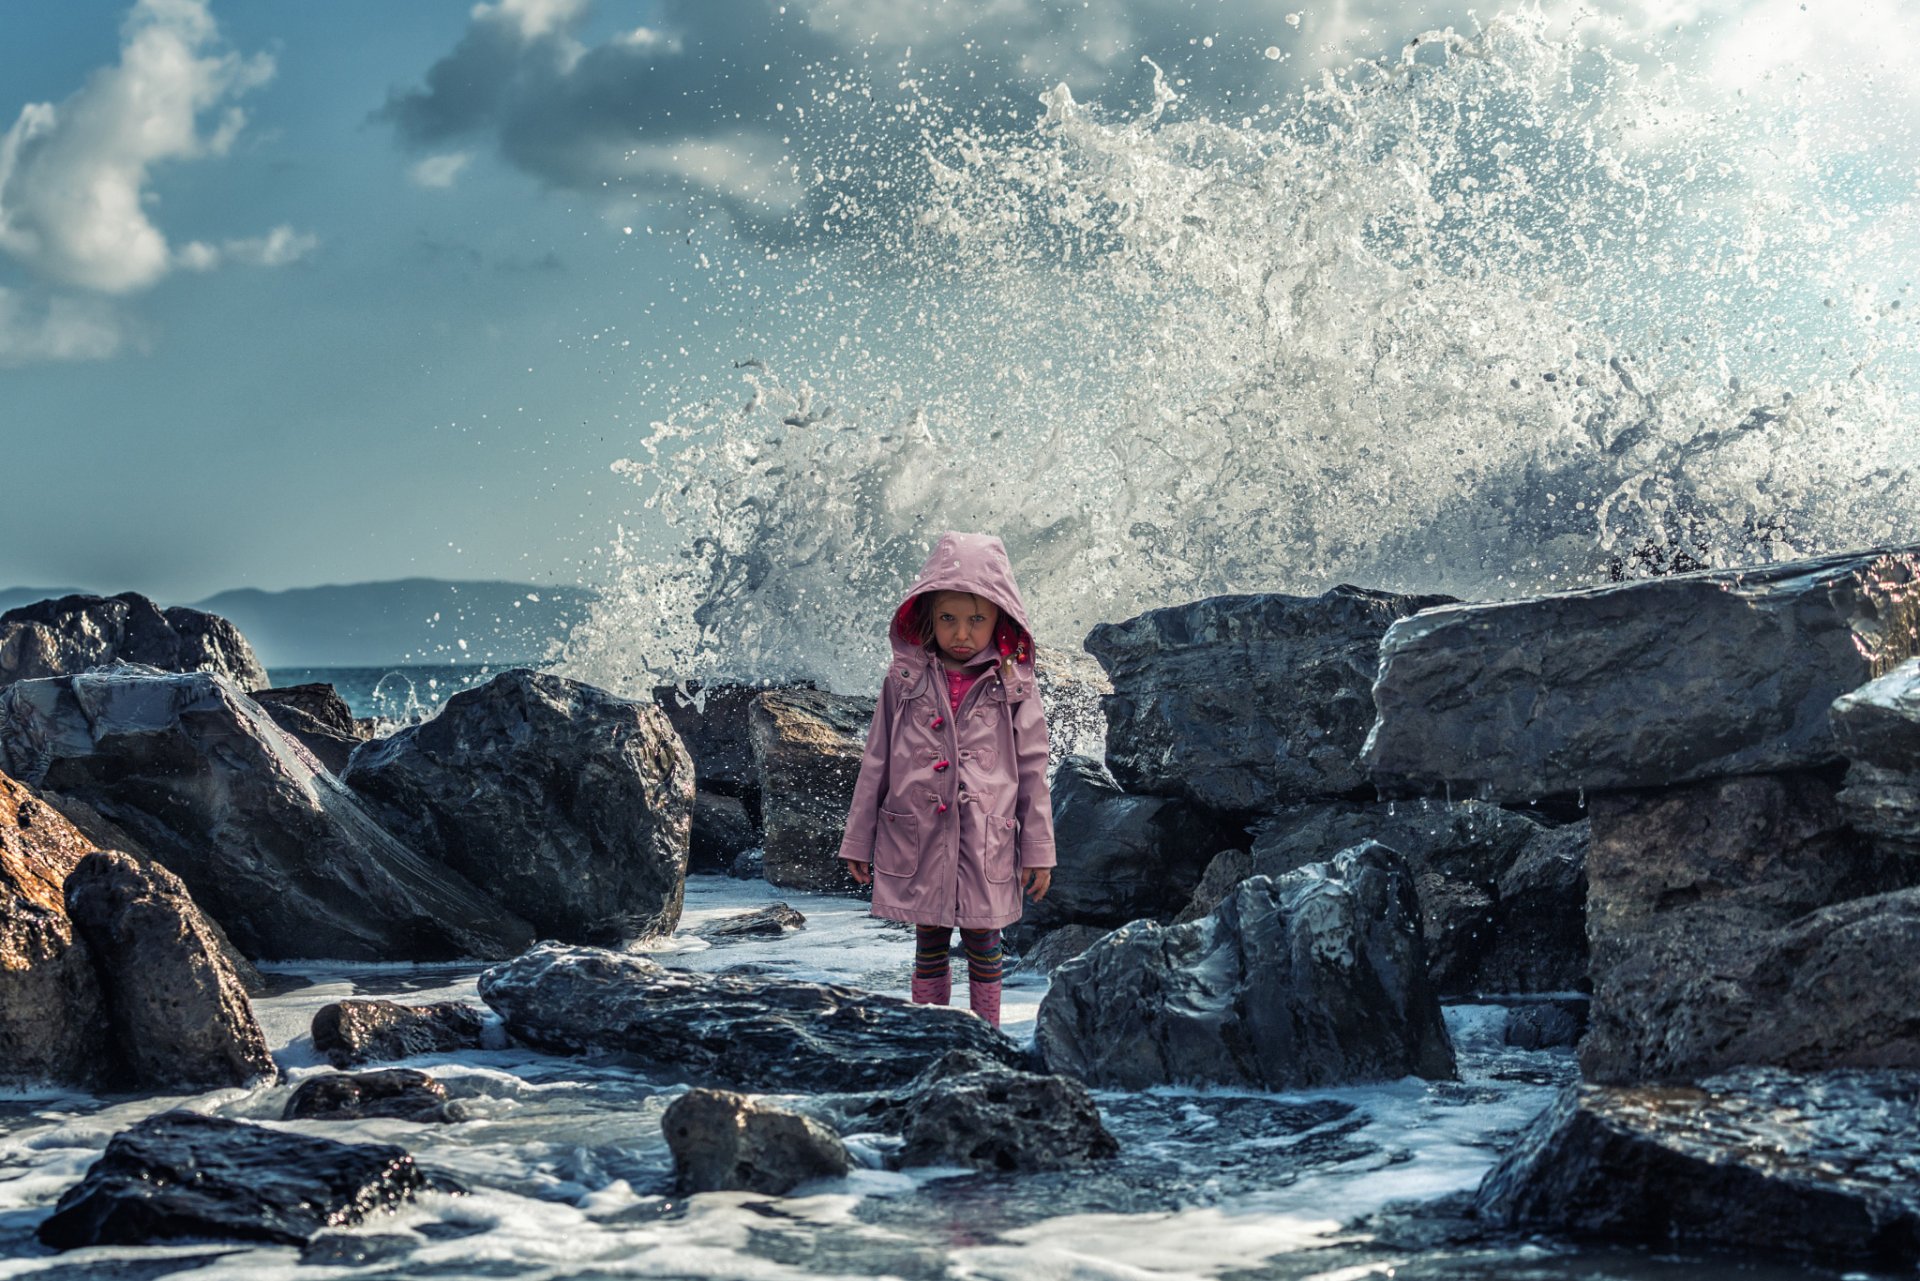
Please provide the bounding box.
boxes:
[839,532,1056,929]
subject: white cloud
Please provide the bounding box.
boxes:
[0,0,311,298]
[0,286,126,365]
[410,150,474,188]
[473,0,590,42]
[222,225,319,267]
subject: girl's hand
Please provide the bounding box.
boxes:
[843,857,873,885]
[1021,867,1052,903]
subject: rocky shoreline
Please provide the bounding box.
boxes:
[3,547,1920,1268]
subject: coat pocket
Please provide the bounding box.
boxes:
[874,806,922,878]
[983,815,1019,884]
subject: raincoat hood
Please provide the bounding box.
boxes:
[889,532,1034,664]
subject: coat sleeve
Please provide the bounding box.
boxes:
[1011,684,1056,869]
[837,677,895,864]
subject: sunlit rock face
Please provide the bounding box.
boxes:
[0,593,267,693]
[1036,841,1456,1090]
[1363,545,1920,804]
[1476,1069,1920,1268]
[1833,657,1920,859]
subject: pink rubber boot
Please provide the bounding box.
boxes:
[969,978,1001,1028]
[911,970,951,1006]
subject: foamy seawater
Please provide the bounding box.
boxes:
[0,876,1872,1281]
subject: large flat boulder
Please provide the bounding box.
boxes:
[1085,586,1456,811]
[0,592,266,692]
[343,670,693,945]
[750,688,874,891]
[1581,771,1919,1084]
[1363,545,1920,802]
[1035,842,1456,1090]
[0,768,109,1087]
[1475,1069,1920,1266]
[0,664,534,962]
[478,942,1025,1092]
[36,1111,436,1250]
[65,850,275,1090]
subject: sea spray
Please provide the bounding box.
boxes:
[561,9,1920,697]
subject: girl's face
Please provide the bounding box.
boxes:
[929,591,999,664]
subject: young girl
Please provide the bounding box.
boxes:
[838,532,1055,1028]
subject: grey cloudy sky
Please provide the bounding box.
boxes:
[2,0,1914,602]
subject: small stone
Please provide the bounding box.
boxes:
[662,1088,851,1194]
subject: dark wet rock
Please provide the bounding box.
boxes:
[690,789,758,873]
[1582,771,1920,1084]
[1006,756,1231,949]
[478,942,1024,1092]
[0,592,267,692]
[1833,658,1920,857]
[654,680,799,802]
[0,664,534,962]
[1018,924,1109,976]
[343,669,693,946]
[1036,842,1456,1090]
[692,903,806,942]
[1503,999,1589,1051]
[662,1087,852,1194]
[0,768,109,1087]
[36,1111,435,1250]
[1250,800,1585,995]
[1171,849,1252,925]
[1838,765,1920,858]
[1085,585,1456,811]
[730,846,765,879]
[284,1068,465,1124]
[251,683,370,776]
[1474,1069,1920,1266]
[893,1056,1118,1173]
[1363,545,1920,802]
[1032,643,1112,766]
[311,998,488,1069]
[64,850,274,1089]
[750,688,875,892]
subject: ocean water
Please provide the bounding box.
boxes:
[0,876,1871,1280]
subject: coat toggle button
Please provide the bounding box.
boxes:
[933,759,950,772]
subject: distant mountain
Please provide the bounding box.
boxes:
[190,579,600,668]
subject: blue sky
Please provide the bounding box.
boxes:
[3,0,1916,605]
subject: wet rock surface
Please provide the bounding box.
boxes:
[1501,999,1589,1051]
[1363,545,1920,802]
[750,688,875,891]
[1016,923,1109,976]
[690,789,758,873]
[284,1068,466,1124]
[478,942,1025,1092]
[0,664,534,962]
[1474,1069,1920,1266]
[343,669,693,945]
[875,1051,1119,1173]
[1037,842,1456,1089]
[311,998,489,1068]
[1171,848,1252,924]
[663,1087,852,1194]
[1086,585,1455,810]
[35,1111,437,1250]
[692,902,806,942]
[1833,657,1920,856]
[251,682,371,775]
[64,850,275,1090]
[0,592,268,692]
[1582,771,1920,1083]
[654,680,795,802]
[0,768,109,1087]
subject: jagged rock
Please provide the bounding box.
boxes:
[0,665,534,962]
[1475,1069,1920,1266]
[0,592,268,692]
[1581,772,1918,1084]
[1172,849,1253,925]
[252,683,371,776]
[478,942,1024,1092]
[1363,545,1920,802]
[690,790,757,873]
[1084,585,1456,811]
[311,999,489,1069]
[750,688,875,891]
[1018,924,1108,976]
[893,1055,1118,1172]
[36,1111,436,1249]
[283,1069,465,1124]
[1006,756,1230,949]
[64,850,274,1089]
[1503,1000,1588,1051]
[344,669,693,945]
[662,1088,852,1194]
[0,768,109,1087]
[1032,643,1111,767]
[692,903,806,942]
[1036,843,1456,1090]
[1250,800,1584,995]
[1833,658,1920,856]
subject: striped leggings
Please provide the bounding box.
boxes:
[914,926,1003,986]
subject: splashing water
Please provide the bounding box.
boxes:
[562,9,1920,697]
